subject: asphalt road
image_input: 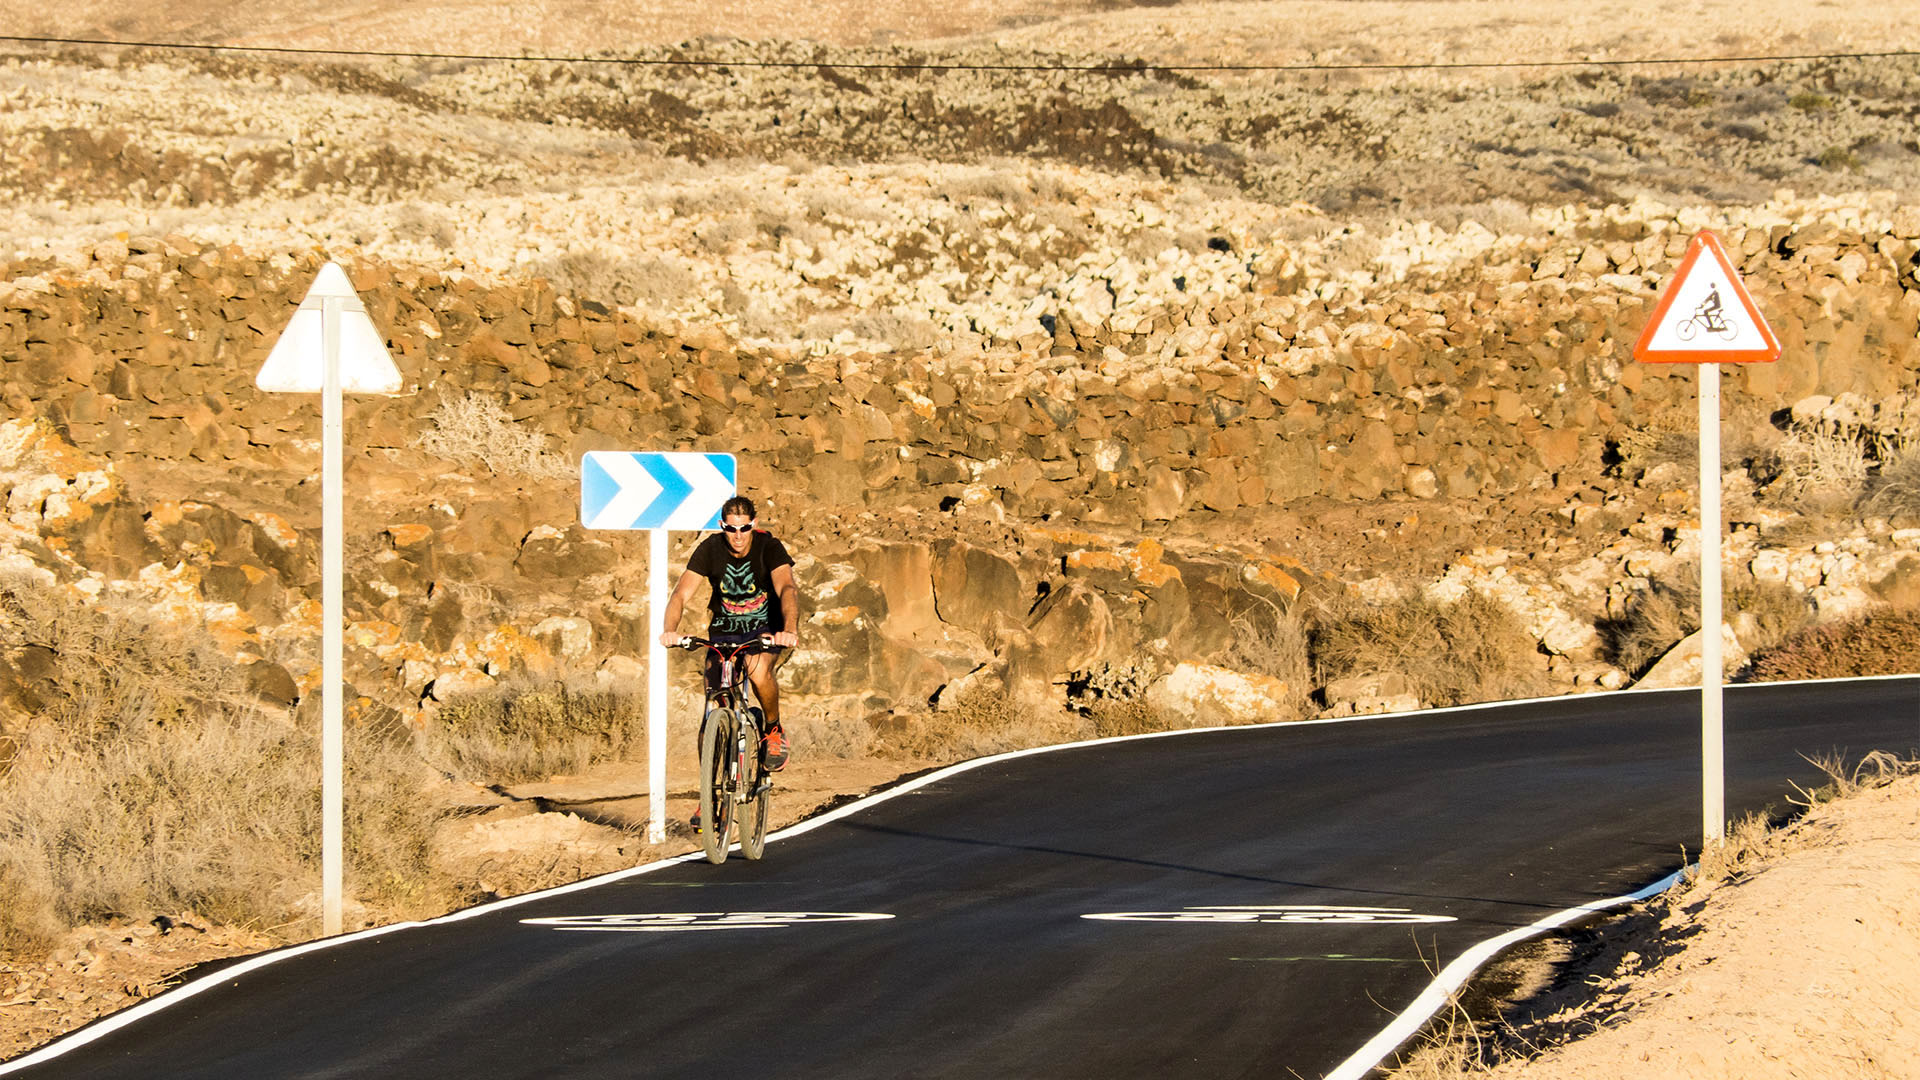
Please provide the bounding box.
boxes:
[6,678,1916,1080]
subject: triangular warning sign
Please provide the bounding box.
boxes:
[256,262,405,394]
[1634,230,1780,364]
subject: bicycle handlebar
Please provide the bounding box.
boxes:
[672,635,784,654]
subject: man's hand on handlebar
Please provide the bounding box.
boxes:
[770,630,798,648]
[659,631,689,648]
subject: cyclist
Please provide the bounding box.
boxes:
[1696,284,1724,329]
[658,495,800,776]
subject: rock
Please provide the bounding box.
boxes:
[1145,662,1295,728]
[1539,614,1601,660]
[243,660,300,707]
[1633,624,1748,689]
[929,540,1028,645]
[1868,555,1920,608]
[1139,464,1188,521]
[427,668,497,702]
[514,530,618,582]
[594,655,646,686]
[530,616,593,661]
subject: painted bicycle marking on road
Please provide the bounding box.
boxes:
[1083,905,1458,925]
[520,912,894,933]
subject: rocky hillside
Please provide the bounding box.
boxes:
[4,13,1920,756]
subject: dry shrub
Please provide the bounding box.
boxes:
[1088,696,1164,739]
[1,574,239,744]
[1748,606,1920,682]
[1759,422,1869,514]
[420,675,645,785]
[1612,428,1697,482]
[1601,567,1811,678]
[1678,809,1778,893]
[1786,750,1920,811]
[1310,591,1544,707]
[413,393,572,480]
[0,576,453,955]
[528,250,700,309]
[1063,661,1185,738]
[876,684,1082,760]
[849,311,941,353]
[1863,440,1920,521]
[783,702,876,759]
[1217,599,1312,713]
[1601,574,1698,678]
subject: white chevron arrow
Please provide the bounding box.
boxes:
[584,453,663,530]
[660,453,736,530]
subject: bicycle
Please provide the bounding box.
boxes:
[674,635,781,864]
[1675,308,1736,342]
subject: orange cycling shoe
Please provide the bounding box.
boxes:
[763,725,790,772]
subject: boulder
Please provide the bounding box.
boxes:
[930,540,1028,646]
[1145,662,1295,728]
[1633,624,1748,689]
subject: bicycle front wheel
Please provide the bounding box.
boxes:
[737,734,769,861]
[698,709,737,865]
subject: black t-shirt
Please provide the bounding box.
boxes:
[686,530,794,638]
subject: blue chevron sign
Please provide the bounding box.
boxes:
[580,452,736,530]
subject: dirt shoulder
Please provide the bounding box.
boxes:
[1399,770,1920,1079]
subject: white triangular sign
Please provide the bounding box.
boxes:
[1634,231,1781,364]
[256,262,405,394]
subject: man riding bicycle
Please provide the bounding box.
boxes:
[658,495,800,773]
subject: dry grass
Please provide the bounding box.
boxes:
[1747,605,1920,682]
[1684,752,1918,890]
[412,392,573,480]
[0,574,240,745]
[418,675,647,786]
[1309,591,1544,708]
[0,575,455,957]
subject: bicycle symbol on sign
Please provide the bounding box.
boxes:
[1674,284,1737,342]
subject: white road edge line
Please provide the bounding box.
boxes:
[2,673,1910,1073]
[1321,868,1687,1080]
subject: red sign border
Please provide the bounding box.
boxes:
[1633,229,1782,364]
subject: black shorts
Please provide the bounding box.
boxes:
[703,633,783,690]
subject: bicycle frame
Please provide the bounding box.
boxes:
[677,635,779,862]
[685,637,775,721]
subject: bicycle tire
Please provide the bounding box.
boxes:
[1676,318,1698,342]
[737,720,769,861]
[698,709,736,865]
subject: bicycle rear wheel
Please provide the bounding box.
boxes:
[698,709,737,865]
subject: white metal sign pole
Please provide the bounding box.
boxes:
[321,297,345,936]
[648,527,668,844]
[1699,362,1725,842]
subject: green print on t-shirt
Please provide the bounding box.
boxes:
[715,561,770,634]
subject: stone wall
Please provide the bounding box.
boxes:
[4,206,1920,730]
[4,211,1917,526]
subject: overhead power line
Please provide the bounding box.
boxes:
[2,33,1918,73]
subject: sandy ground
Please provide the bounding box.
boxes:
[7,0,1920,65]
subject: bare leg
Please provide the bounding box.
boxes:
[745,652,780,729]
